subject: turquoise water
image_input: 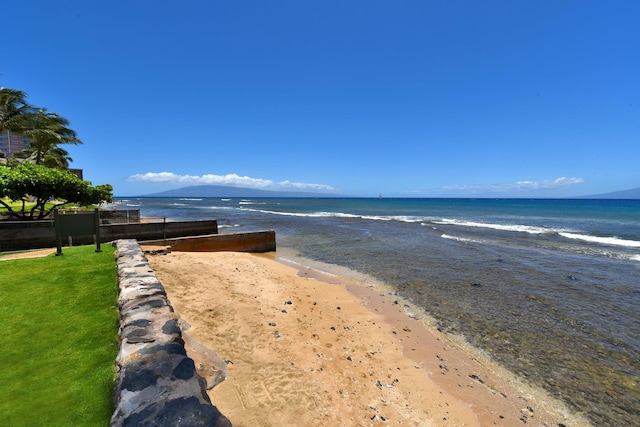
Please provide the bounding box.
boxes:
[120,197,640,426]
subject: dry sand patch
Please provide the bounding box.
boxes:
[147,251,584,427]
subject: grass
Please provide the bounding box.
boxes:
[0,197,63,212]
[0,197,87,219]
[0,245,118,426]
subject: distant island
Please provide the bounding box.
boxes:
[136,185,640,199]
[580,188,640,199]
[141,185,344,198]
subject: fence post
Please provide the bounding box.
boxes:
[95,208,102,253]
[54,209,63,256]
[163,217,167,243]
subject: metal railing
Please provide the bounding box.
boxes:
[98,209,141,224]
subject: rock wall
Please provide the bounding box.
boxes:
[111,239,231,427]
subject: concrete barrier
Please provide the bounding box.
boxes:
[111,240,231,426]
[104,220,218,242]
[141,230,276,253]
[0,220,55,251]
[0,220,218,252]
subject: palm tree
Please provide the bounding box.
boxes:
[21,108,82,165]
[41,146,74,169]
[1,88,82,169]
[1,88,31,161]
[0,87,30,133]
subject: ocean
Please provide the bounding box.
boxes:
[118,197,639,426]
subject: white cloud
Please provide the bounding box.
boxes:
[440,176,585,194]
[127,172,336,192]
[514,177,584,190]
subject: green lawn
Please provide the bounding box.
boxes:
[0,245,118,426]
[0,197,88,220]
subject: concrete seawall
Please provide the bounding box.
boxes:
[0,220,56,251]
[0,220,218,252]
[141,230,276,253]
[111,239,231,426]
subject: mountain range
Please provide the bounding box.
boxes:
[580,187,640,199]
[142,185,342,198]
[140,185,640,199]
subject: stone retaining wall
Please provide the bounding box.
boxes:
[111,239,231,426]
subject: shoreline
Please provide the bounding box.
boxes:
[146,249,589,426]
[273,250,589,425]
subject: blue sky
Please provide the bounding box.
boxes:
[2,1,639,197]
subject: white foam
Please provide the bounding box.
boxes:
[201,205,236,210]
[361,215,426,223]
[559,232,640,248]
[218,224,241,229]
[434,218,554,235]
[441,234,482,244]
[239,208,358,218]
[239,208,430,223]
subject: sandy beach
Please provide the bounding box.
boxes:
[146,250,586,427]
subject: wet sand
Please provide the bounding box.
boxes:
[146,250,586,427]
